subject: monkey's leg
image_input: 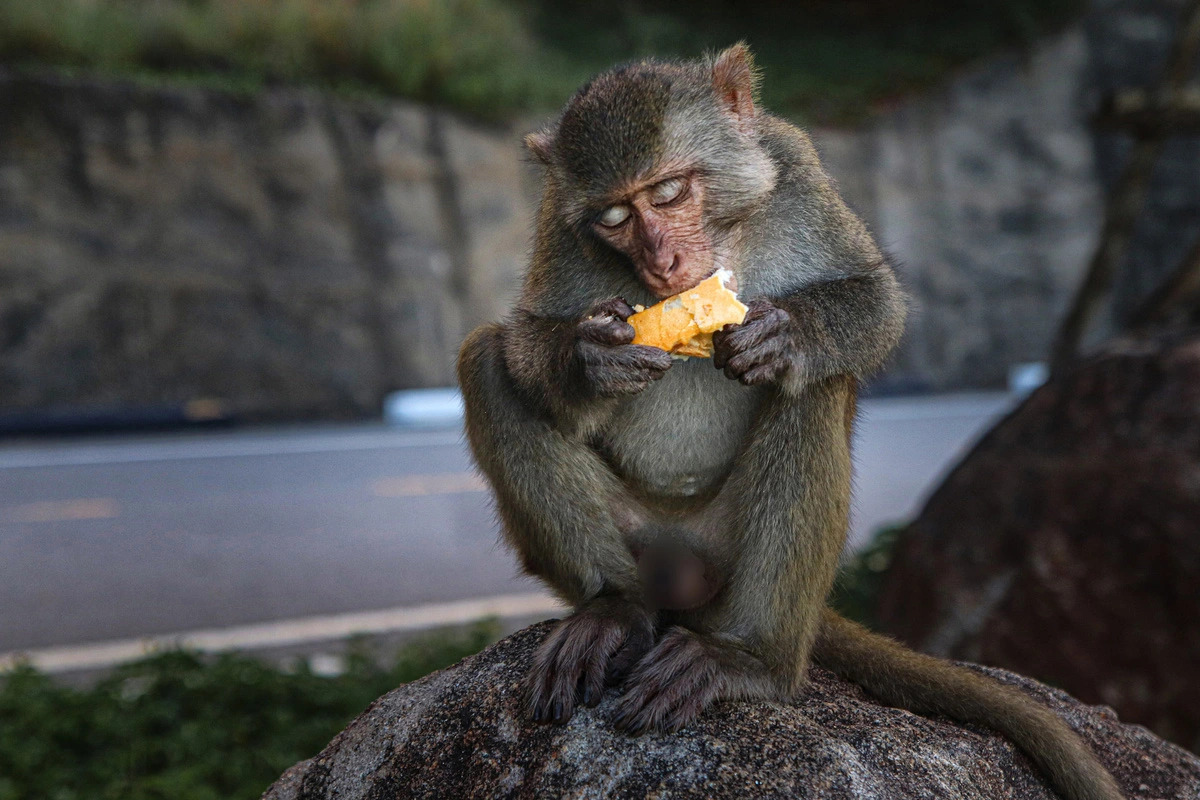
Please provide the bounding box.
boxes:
[613,379,854,733]
[458,323,655,723]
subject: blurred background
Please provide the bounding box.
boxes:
[0,0,1198,797]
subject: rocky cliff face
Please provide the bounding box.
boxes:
[0,70,530,419]
[262,622,1200,800]
[818,27,1104,392]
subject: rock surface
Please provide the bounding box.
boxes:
[263,622,1200,799]
[875,332,1200,754]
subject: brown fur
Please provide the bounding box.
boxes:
[457,44,1121,800]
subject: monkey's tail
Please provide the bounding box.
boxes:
[812,609,1123,800]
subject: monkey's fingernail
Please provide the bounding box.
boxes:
[552,700,564,722]
[532,707,545,723]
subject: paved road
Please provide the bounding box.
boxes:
[0,393,1012,658]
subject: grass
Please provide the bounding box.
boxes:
[0,0,1085,123]
[0,620,500,800]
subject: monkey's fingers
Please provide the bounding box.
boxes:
[579,341,670,371]
[712,305,789,366]
[719,334,785,377]
[618,664,717,734]
[611,629,711,733]
[529,613,604,723]
[587,296,636,322]
[578,315,635,347]
[526,620,575,723]
[550,622,603,723]
[585,346,672,397]
[577,621,626,708]
[741,298,786,324]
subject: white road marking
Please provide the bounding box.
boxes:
[0,592,566,674]
[0,429,463,470]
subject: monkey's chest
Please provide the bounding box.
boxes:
[599,359,762,497]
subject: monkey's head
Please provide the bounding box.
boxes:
[525,43,778,299]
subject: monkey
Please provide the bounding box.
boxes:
[457,44,1122,800]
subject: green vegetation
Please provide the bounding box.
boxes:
[831,524,903,628]
[0,0,543,118]
[0,0,1084,123]
[0,620,499,800]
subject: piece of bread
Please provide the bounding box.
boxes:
[628,269,748,358]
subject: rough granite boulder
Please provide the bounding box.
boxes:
[263,622,1200,799]
[874,332,1200,754]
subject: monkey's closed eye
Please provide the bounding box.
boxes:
[598,205,632,227]
[650,177,686,206]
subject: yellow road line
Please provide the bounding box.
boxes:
[371,472,487,497]
[5,498,120,523]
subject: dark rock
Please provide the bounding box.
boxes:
[262,622,1200,799]
[875,332,1200,753]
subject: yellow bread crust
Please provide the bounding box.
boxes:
[628,271,748,358]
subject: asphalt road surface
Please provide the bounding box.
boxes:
[0,392,1012,664]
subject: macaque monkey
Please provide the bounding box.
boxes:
[458,44,1122,800]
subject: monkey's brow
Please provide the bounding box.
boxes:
[599,164,694,204]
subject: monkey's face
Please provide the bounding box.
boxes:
[590,171,715,298]
[525,51,778,297]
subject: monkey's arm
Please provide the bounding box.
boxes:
[714,265,906,392]
[460,322,646,602]
[458,323,657,721]
[503,300,671,436]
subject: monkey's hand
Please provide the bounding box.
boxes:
[612,627,774,733]
[576,298,672,397]
[711,299,797,387]
[528,596,656,725]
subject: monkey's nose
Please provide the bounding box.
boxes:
[653,253,680,279]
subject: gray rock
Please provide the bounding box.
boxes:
[263,622,1200,799]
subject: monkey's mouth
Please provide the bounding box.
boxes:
[641,266,734,299]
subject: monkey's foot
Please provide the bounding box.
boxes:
[527,597,655,725]
[611,627,773,734]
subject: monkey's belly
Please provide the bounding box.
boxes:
[602,359,762,496]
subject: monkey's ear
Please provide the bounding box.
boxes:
[712,42,759,127]
[523,129,555,165]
